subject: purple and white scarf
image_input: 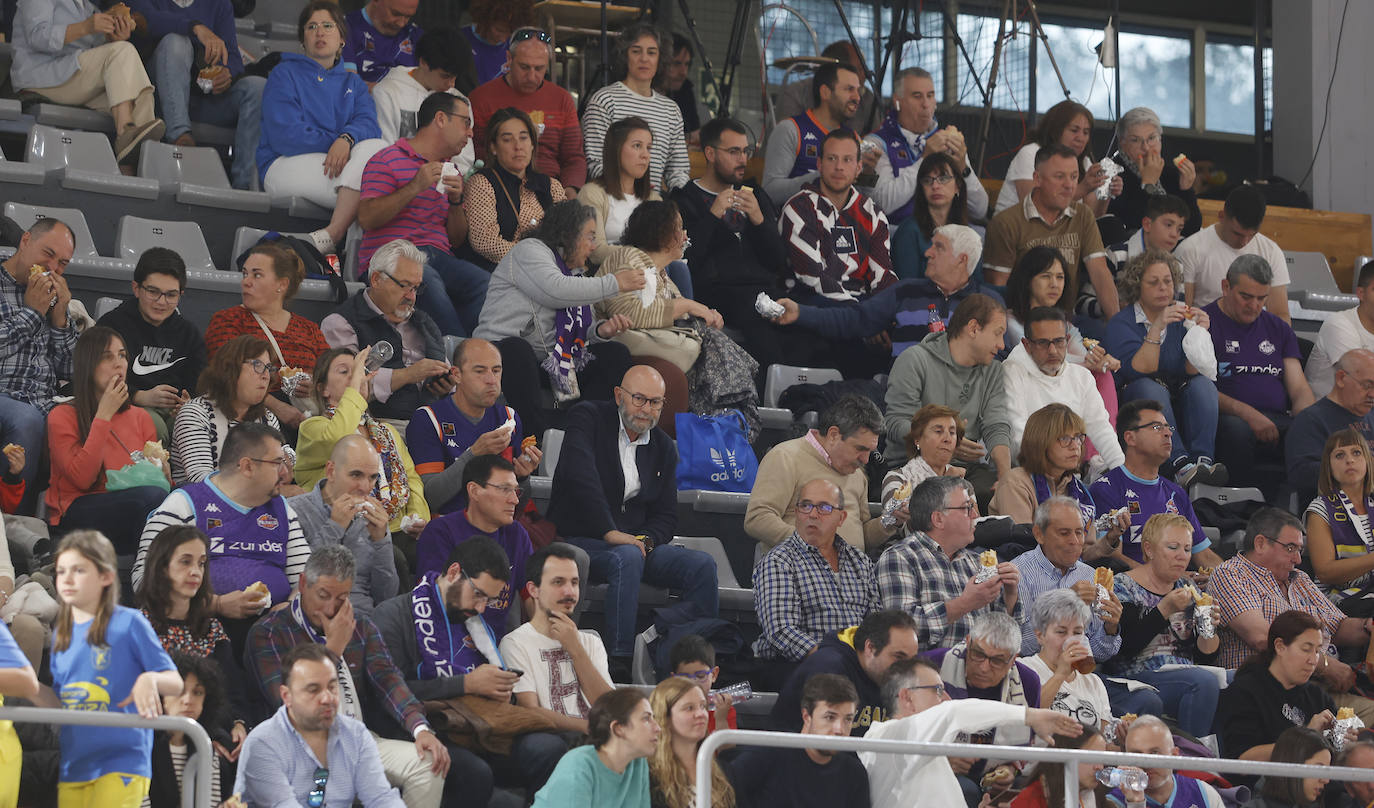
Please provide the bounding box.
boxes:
[539,253,595,402]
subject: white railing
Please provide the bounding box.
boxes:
[695,729,1374,808]
[1,705,214,808]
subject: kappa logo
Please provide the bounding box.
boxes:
[447,439,458,448]
[803,131,818,140]
[204,503,220,513]
[1124,489,1137,499]
[257,514,279,530]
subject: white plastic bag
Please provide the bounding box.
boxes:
[1181,319,1217,380]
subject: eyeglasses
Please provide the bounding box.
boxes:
[905,683,946,697]
[672,669,713,682]
[304,21,337,32]
[511,27,553,44]
[139,284,182,302]
[1123,133,1162,148]
[243,359,278,376]
[965,646,1013,668]
[796,500,839,515]
[1347,375,1374,393]
[1056,433,1088,448]
[1026,336,1069,350]
[480,481,521,496]
[941,499,978,516]
[920,173,955,187]
[379,272,425,295]
[308,766,329,808]
[1265,537,1305,556]
[717,146,756,158]
[462,570,503,603]
[1129,422,1174,435]
[248,456,290,468]
[619,389,666,409]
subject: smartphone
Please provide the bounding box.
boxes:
[504,667,525,677]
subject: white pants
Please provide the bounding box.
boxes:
[371,732,443,808]
[263,137,387,208]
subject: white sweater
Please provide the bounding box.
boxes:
[1002,344,1124,470]
[370,66,475,173]
[860,700,1027,808]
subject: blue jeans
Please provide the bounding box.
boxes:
[152,34,266,189]
[1103,676,1164,720]
[667,260,693,299]
[416,245,489,337]
[563,538,719,656]
[57,486,169,555]
[0,394,45,514]
[1120,376,1219,463]
[1131,666,1222,738]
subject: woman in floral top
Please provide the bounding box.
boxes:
[1109,512,1221,737]
[136,524,251,759]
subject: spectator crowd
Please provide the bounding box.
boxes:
[3,1,1374,807]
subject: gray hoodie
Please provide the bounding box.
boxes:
[882,331,1010,462]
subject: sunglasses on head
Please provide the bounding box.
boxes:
[511,28,552,45]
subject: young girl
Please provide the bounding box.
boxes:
[52,531,182,808]
[146,653,233,808]
[136,525,251,760]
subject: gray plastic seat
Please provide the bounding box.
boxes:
[2,203,127,272]
[670,536,753,611]
[117,216,217,273]
[0,146,47,185]
[138,142,270,212]
[25,103,114,133]
[26,124,160,199]
[763,364,843,408]
[541,429,565,475]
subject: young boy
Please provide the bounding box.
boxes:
[1080,194,1192,321]
[670,634,737,732]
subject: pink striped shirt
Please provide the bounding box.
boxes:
[359,139,451,272]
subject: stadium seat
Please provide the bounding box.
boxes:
[442,334,462,364]
[541,429,565,475]
[117,216,217,273]
[0,143,46,185]
[23,102,114,134]
[94,297,121,320]
[3,203,128,272]
[1191,483,1264,557]
[670,536,753,610]
[26,124,160,200]
[763,364,843,408]
[138,142,271,213]
[231,226,320,269]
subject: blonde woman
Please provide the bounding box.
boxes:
[1306,427,1374,602]
[648,676,735,808]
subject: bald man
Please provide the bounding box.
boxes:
[547,365,719,679]
[1287,348,1374,503]
[1104,715,1225,808]
[405,337,542,515]
[288,434,401,615]
[753,479,879,661]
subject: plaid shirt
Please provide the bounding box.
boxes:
[877,531,1022,649]
[1210,552,1346,669]
[1012,547,1123,660]
[0,267,77,411]
[752,532,879,660]
[247,605,429,736]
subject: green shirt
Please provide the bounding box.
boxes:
[531,746,650,808]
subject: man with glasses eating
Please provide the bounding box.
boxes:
[547,364,719,682]
[752,479,879,663]
[877,476,1021,650]
[236,643,405,807]
[1089,399,1224,569]
[98,246,206,443]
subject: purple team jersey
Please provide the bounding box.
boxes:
[1204,301,1300,414]
[1088,466,1211,562]
[343,8,421,84]
[414,511,533,639]
[406,396,525,513]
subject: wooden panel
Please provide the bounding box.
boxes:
[1198,199,1373,292]
[687,150,766,184]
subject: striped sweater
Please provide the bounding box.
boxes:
[581,81,689,192]
[780,184,895,303]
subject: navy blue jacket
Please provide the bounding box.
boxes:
[546,400,678,545]
[795,277,1004,355]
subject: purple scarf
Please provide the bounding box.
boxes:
[411,572,457,680]
[539,252,595,400]
[1033,473,1097,525]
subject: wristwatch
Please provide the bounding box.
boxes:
[636,534,656,554]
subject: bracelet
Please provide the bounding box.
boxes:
[338,132,355,147]
[1142,335,1163,345]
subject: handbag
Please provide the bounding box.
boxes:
[674,409,758,493]
[615,325,702,373]
[105,432,170,493]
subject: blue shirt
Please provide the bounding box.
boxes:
[1012,546,1123,660]
[51,606,176,783]
[342,7,421,84]
[1106,303,1191,385]
[235,705,404,808]
[11,0,104,91]
[1088,466,1211,563]
[257,53,381,179]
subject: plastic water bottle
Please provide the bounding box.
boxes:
[927,304,946,333]
[722,185,747,232]
[710,681,755,703]
[1096,767,1148,792]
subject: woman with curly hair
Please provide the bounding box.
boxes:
[462,0,536,84]
[582,22,689,192]
[649,676,735,808]
[1105,248,1224,486]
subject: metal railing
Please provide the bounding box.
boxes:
[1,705,213,808]
[695,729,1374,808]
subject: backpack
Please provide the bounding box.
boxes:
[236,232,349,304]
[643,601,749,681]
